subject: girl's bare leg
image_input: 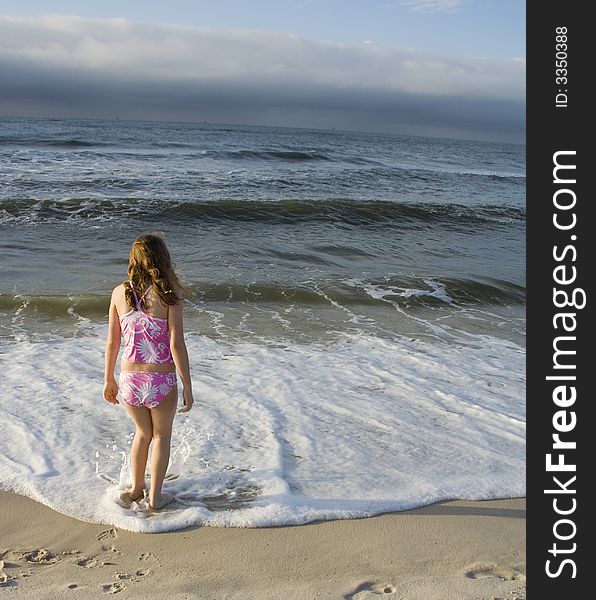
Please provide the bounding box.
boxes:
[124,404,153,497]
[148,386,178,508]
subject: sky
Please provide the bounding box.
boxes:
[0,1,525,142]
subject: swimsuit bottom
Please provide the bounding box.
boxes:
[119,371,177,409]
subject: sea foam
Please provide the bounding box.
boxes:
[0,327,525,532]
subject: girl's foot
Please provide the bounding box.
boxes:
[116,488,145,508]
[148,492,174,510]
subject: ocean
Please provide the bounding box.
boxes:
[0,117,525,532]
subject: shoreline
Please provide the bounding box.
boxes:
[1,491,525,599]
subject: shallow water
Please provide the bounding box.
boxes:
[0,118,525,531]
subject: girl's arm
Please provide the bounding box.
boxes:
[103,288,121,404]
[169,300,194,413]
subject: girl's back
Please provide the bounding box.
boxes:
[113,283,169,322]
[118,282,174,365]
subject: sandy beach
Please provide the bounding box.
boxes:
[0,492,525,599]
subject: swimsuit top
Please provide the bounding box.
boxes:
[119,281,174,364]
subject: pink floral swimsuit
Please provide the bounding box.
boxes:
[118,282,177,409]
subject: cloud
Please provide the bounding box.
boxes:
[0,15,524,141]
[400,0,465,13]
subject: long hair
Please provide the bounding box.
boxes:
[125,233,188,311]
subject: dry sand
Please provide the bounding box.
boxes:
[0,491,525,599]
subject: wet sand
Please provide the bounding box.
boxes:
[0,492,525,599]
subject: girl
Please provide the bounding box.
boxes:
[103,233,194,511]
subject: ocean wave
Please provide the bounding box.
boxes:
[0,197,526,227]
[346,276,525,306]
[416,166,525,180]
[0,138,336,160]
[210,149,333,161]
[0,276,525,324]
[0,137,110,148]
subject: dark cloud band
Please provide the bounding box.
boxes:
[0,16,525,141]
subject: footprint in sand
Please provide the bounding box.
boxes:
[0,548,61,565]
[101,545,122,557]
[1,549,77,589]
[1,569,34,587]
[464,562,524,581]
[100,581,126,594]
[135,552,160,576]
[137,552,159,564]
[344,580,397,599]
[98,528,118,541]
[75,556,100,568]
[23,549,61,564]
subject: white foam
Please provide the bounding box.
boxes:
[347,277,453,304]
[0,328,525,532]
